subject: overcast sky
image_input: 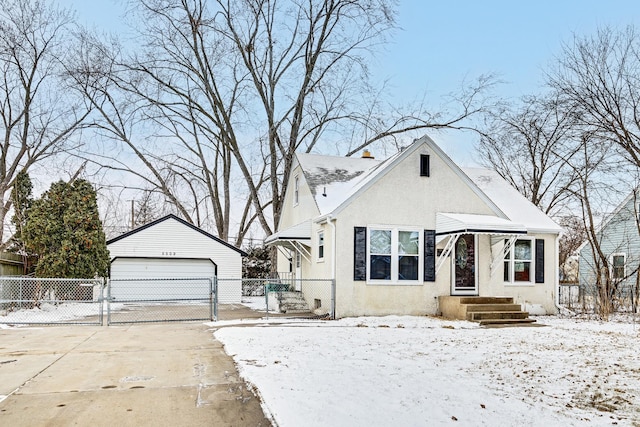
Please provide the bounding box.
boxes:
[60,0,640,164]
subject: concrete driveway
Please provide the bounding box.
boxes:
[0,322,271,426]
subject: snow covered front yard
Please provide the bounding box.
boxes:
[214,315,640,427]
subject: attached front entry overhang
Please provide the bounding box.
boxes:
[435,213,528,277]
[264,220,312,263]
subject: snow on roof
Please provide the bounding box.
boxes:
[462,168,563,234]
[295,139,562,235]
[296,152,384,214]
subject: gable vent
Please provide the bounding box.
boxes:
[420,154,430,177]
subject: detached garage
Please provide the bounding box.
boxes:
[107,214,245,303]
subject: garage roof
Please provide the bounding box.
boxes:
[106,214,247,256]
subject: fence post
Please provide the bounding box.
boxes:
[265,281,269,320]
[209,276,216,320]
[331,279,336,319]
[99,278,104,326]
[106,278,112,325]
[213,276,218,322]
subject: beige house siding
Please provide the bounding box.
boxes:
[332,230,557,318]
[278,161,321,229]
[270,137,560,318]
[478,233,558,315]
[274,160,322,276]
[331,145,492,317]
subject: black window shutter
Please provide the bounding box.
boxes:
[354,227,367,281]
[535,239,545,283]
[424,230,436,282]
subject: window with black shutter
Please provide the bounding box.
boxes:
[424,230,436,281]
[354,227,367,281]
[535,239,545,283]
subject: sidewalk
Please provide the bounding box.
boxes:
[0,323,271,426]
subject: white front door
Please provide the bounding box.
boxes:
[451,234,478,296]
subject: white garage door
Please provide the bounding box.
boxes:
[110,258,215,301]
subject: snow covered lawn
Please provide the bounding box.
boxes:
[0,302,99,324]
[214,315,640,427]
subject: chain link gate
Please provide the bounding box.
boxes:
[0,276,336,325]
[0,277,104,325]
[107,277,215,324]
[218,278,336,320]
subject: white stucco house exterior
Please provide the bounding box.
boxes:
[266,135,563,318]
[107,214,245,303]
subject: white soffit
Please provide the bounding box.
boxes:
[436,213,527,236]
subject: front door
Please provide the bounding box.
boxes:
[451,234,478,295]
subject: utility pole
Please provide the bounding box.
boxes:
[130,199,135,229]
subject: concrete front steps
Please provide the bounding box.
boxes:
[439,296,536,326]
[267,291,310,314]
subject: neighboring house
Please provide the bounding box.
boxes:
[107,214,246,303]
[266,135,563,318]
[578,189,640,297]
[0,252,24,276]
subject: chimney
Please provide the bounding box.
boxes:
[362,149,375,159]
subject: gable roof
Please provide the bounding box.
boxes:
[595,188,638,233]
[462,168,563,234]
[296,152,383,215]
[294,135,562,234]
[577,187,639,252]
[300,136,505,218]
[106,214,247,256]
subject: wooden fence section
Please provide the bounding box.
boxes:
[0,252,24,276]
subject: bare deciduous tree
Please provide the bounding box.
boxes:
[545,26,640,317]
[565,132,635,318]
[550,26,640,168]
[477,94,580,216]
[70,0,498,247]
[0,0,89,248]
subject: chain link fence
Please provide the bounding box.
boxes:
[559,282,640,314]
[107,277,214,324]
[558,283,580,311]
[218,278,335,320]
[0,277,104,325]
[0,276,336,325]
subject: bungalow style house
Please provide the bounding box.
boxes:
[578,189,640,302]
[266,135,563,319]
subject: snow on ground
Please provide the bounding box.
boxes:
[0,302,123,324]
[240,296,268,312]
[214,315,640,427]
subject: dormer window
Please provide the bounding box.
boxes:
[420,154,430,177]
[294,175,299,206]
